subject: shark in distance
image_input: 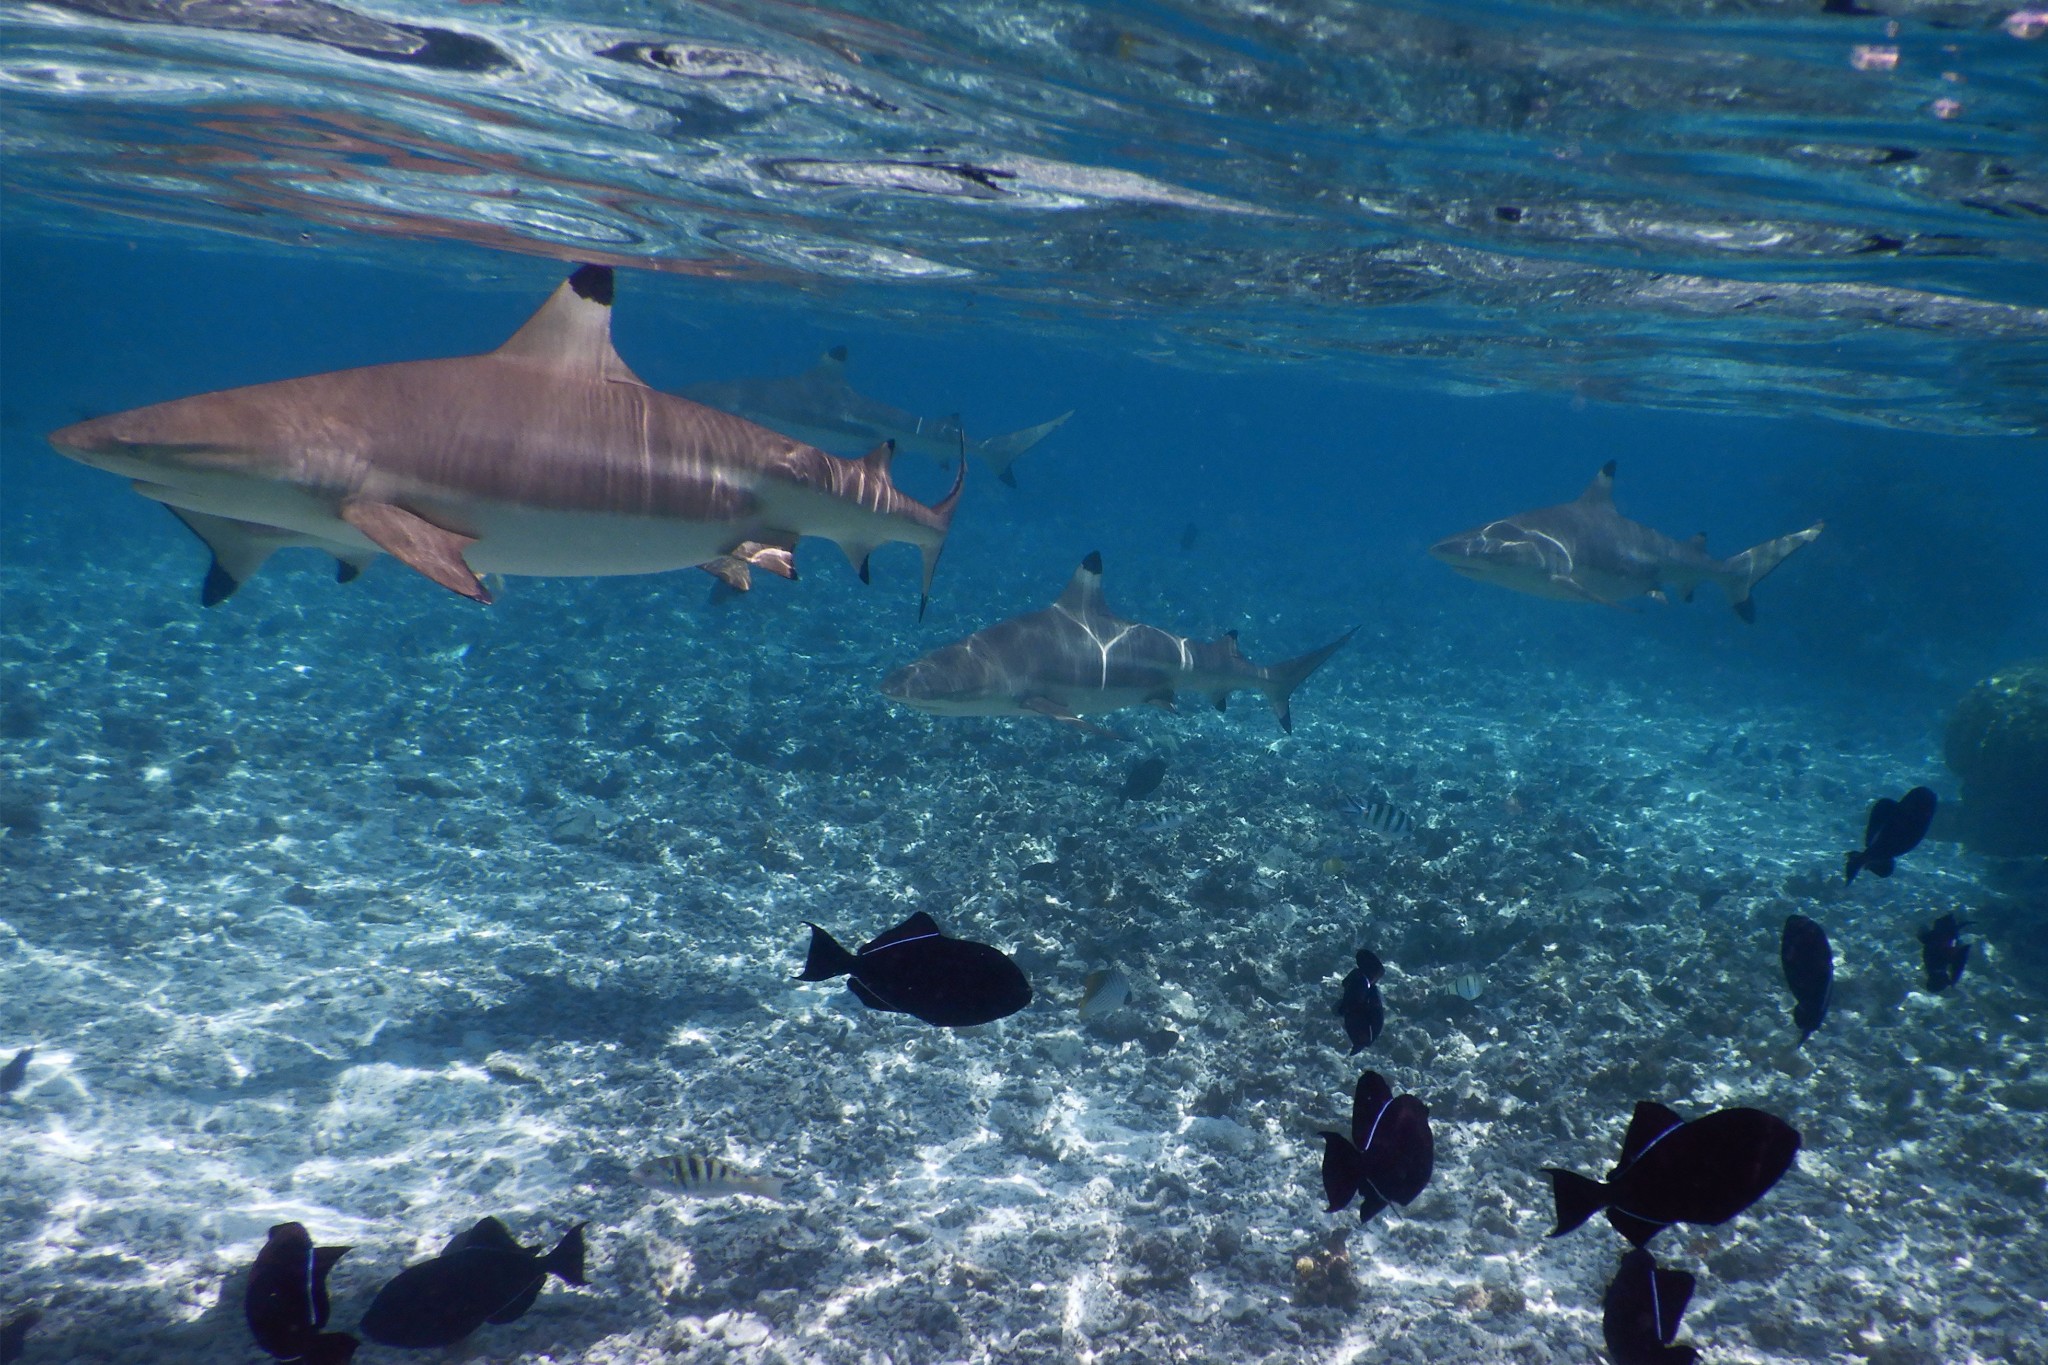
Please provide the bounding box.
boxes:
[881,552,1353,732]
[1430,462,1822,621]
[683,346,1070,486]
[48,266,963,612]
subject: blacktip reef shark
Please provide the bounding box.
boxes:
[881,552,1355,734]
[1430,462,1822,622]
[683,346,1071,487]
[47,266,964,614]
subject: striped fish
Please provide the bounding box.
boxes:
[631,1154,784,1200]
[1339,787,1417,840]
[1077,968,1132,1020]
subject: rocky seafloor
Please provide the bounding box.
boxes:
[2,531,2043,1365]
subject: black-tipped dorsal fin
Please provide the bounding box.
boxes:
[1689,531,1707,549]
[1617,1101,1685,1166]
[1057,552,1105,613]
[822,345,849,369]
[493,265,645,385]
[1578,461,1617,505]
[861,439,897,476]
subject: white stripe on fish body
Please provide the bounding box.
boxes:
[631,1154,785,1199]
[1356,800,1416,839]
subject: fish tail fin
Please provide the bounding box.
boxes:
[1720,521,1823,623]
[917,447,968,622]
[308,1331,361,1364]
[544,1224,588,1287]
[974,411,1071,486]
[1843,850,1863,883]
[1261,627,1357,733]
[1543,1167,1606,1237]
[797,923,860,981]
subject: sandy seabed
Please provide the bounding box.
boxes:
[2,539,2043,1365]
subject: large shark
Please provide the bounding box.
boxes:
[683,347,1070,487]
[1429,462,1822,622]
[47,266,963,611]
[881,552,1354,733]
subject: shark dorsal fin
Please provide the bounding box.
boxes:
[823,345,849,370]
[862,439,897,476]
[1578,460,1617,506]
[493,265,644,385]
[1057,551,1106,613]
[1689,531,1707,549]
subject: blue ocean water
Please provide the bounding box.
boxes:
[4,4,2048,1365]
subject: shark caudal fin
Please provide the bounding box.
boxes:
[1721,522,1823,623]
[918,449,967,621]
[974,411,1072,488]
[1260,627,1357,733]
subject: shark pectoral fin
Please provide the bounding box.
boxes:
[164,507,287,607]
[1210,691,1230,713]
[1648,589,1669,605]
[1022,697,1123,740]
[340,500,489,603]
[1548,574,1625,609]
[1144,689,1177,712]
[700,556,753,592]
[734,537,798,581]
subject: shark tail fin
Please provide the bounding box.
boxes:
[1721,522,1823,623]
[1261,627,1357,733]
[917,447,968,622]
[974,411,1072,487]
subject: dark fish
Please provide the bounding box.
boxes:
[1545,1102,1800,1246]
[1317,1070,1434,1222]
[798,911,1032,1028]
[1844,785,1936,882]
[1918,913,1972,993]
[361,1218,586,1350]
[0,1048,29,1095]
[1119,755,1169,802]
[1602,1248,1699,1365]
[1334,949,1386,1053]
[244,1222,357,1364]
[1779,914,1833,1043]
[1179,522,1199,552]
[1,1309,42,1365]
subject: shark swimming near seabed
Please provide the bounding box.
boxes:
[1429,462,1822,622]
[47,266,964,613]
[683,346,1071,487]
[881,552,1354,733]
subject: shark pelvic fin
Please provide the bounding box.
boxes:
[341,500,489,603]
[701,538,799,591]
[493,264,645,386]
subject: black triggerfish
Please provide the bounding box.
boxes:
[1602,1248,1699,1365]
[1844,786,1936,882]
[1779,914,1833,1044]
[798,911,1031,1027]
[361,1218,586,1350]
[245,1222,357,1364]
[1545,1102,1800,1247]
[1919,913,1972,993]
[1317,1070,1434,1222]
[1334,949,1386,1053]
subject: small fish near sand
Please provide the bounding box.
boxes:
[245,1222,357,1365]
[1317,1070,1434,1223]
[1844,785,1936,883]
[1918,913,1972,993]
[632,1155,784,1200]
[1545,1102,1800,1247]
[798,911,1032,1027]
[1077,968,1132,1021]
[1449,972,1485,1002]
[1334,950,1386,1053]
[1602,1248,1699,1365]
[1779,914,1834,1044]
[1338,788,1416,841]
[360,1218,586,1350]
[0,1048,29,1095]
[1119,755,1169,802]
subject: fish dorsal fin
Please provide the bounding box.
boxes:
[313,1244,349,1274]
[862,910,944,954]
[443,1215,521,1257]
[1351,1070,1396,1148]
[1865,797,1898,847]
[1578,461,1617,506]
[1618,1101,1684,1166]
[1056,551,1106,614]
[493,265,645,385]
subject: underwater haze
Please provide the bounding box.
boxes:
[3,3,2048,1365]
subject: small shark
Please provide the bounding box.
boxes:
[1430,462,1822,622]
[48,266,963,612]
[683,346,1070,487]
[881,552,1354,733]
